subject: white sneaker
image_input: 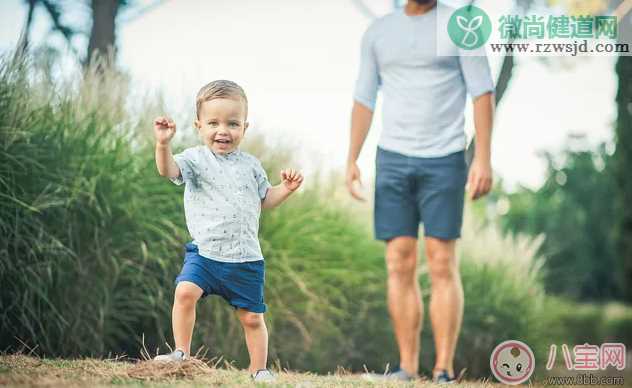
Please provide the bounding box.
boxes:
[252,369,276,383]
[153,349,186,362]
[362,368,416,382]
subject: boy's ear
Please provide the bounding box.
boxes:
[194,119,201,130]
[244,121,249,132]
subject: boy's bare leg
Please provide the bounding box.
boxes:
[385,236,422,376]
[425,237,463,378]
[237,309,268,373]
[173,281,203,355]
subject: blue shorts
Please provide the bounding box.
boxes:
[175,243,266,313]
[374,147,467,241]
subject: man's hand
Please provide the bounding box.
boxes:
[346,162,365,201]
[467,157,493,200]
[154,116,176,145]
[281,168,304,192]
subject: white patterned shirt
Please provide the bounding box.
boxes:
[171,146,271,262]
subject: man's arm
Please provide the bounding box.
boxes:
[467,92,494,200]
[346,102,374,201]
[347,21,379,201]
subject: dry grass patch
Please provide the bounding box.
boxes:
[0,354,520,387]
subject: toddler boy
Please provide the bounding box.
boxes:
[152,80,303,382]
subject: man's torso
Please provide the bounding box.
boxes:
[366,4,489,157]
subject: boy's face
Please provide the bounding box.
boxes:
[195,97,248,155]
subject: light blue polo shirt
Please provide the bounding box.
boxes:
[354,3,494,158]
[171,146,271,263]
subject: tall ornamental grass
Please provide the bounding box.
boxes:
[0,56,185,356]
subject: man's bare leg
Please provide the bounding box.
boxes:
[385,236,423,376]
[425,237,463,378]
[172,281,203,355]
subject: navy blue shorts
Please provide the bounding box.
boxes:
[175,243,266,313]
[374,147,467,241]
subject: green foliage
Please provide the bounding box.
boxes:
[541,296,632,348]
[0,56,183,356]
[501,142,620,300]
[614,55,632,302]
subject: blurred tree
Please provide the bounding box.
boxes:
[498,0,632,302]
[613,4,632,301]
[17,0,162,66]
[87,0,120,66]
[17,0,36,55]
[501,140,620,300]
[17,0,79,58]
[552,0,632,301]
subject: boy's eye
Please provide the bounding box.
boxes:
[229,122,240,127]
[208,121,218,126]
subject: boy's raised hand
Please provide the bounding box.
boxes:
[280,169,304,192]
[153,116,176,145]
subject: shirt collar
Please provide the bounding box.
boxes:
[208,147,241,161]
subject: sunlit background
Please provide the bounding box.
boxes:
[0,0,619,189]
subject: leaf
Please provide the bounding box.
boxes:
[469,16,484,31]
[457,15,470,30]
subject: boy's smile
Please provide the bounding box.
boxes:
[195,97,248,155]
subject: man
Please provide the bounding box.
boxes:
[346,0,494,383]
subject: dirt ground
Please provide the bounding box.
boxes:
[0,354,508,387]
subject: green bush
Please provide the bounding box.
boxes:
[0,56,184,356]
[541,297,632,348]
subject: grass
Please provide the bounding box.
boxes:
[0,354,512,387]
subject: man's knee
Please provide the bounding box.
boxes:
[385,237,418,280]
[239,311,264,330]
[426,239,458,283]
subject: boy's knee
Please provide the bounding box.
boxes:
[174,282,202,306]
[239,311,264,330]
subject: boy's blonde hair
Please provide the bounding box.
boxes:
[196,80,248,120]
